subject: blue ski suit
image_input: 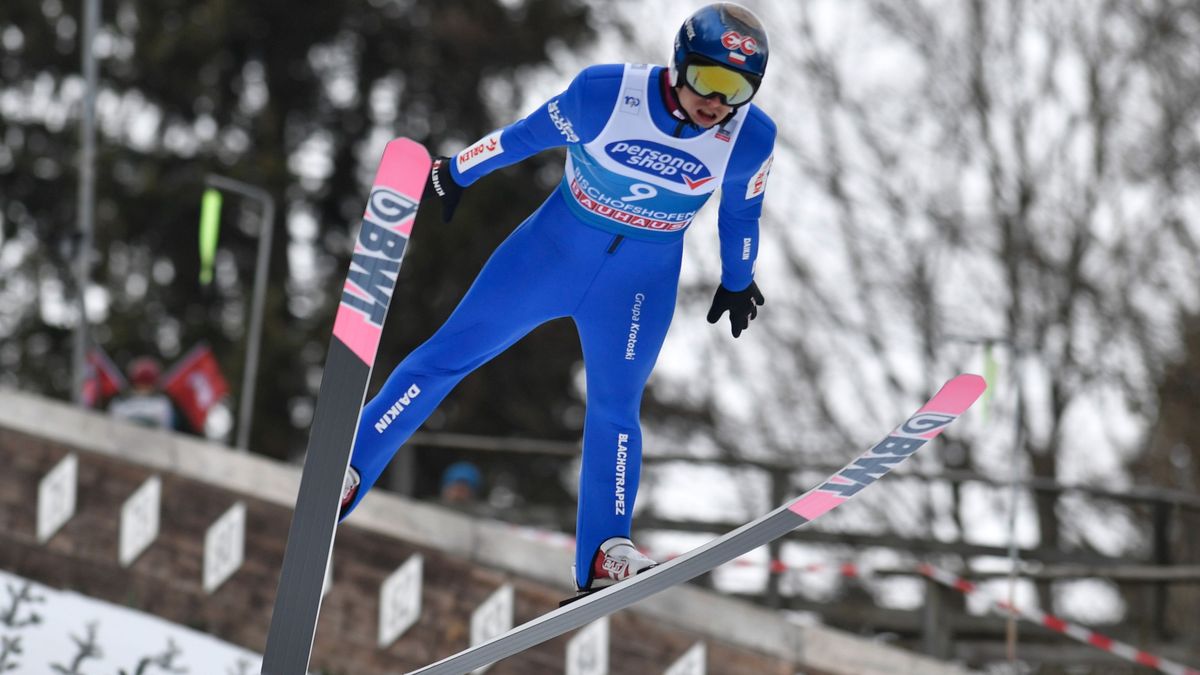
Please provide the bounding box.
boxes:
[345,63,776,588]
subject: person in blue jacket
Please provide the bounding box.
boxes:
[341,2,776,602]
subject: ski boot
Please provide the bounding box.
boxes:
[560,536,658,606]
[339,466,360,520]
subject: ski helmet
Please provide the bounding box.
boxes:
[670,3,769,107]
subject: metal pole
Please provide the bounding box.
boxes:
[1004,355,1024,662]
[72,0,100,405]
[204,174,275,452]
[944,334,1025,661]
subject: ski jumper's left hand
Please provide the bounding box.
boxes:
[706,281,764,338]
[426,156,464,222]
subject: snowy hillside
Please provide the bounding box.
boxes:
[0,569,261,675]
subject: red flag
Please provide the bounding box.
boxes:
[83,346,127,407]
[162,344,230,432]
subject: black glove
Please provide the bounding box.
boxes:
[706,281,764,338]
[426,156,463,222]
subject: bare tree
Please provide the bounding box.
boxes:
[50,622,102,675]
[0,636,21,673]
[118,638,188,675]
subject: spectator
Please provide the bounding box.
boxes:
[108,357,176,430]
[440,461,483,505]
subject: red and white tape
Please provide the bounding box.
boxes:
[507,525,1197,674]
[917,563,1200,675]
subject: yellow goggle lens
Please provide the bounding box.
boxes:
[685,64,756,105]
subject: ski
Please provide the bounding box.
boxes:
[407,373,987,675]
[262,138,431,675]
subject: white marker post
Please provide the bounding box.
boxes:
[566,616,609,675]
[119,475,161,567]
[37,454,78,543]
[378,554,423,648]
[203,502,246,593]
[663,642,706,675]
[470,584,514,675]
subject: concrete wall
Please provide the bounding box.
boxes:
[0,387,976,675]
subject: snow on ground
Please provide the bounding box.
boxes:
[0,569,262,674]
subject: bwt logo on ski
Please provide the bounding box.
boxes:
[605,140,715,190]
[816,412,957,498]
[899,412,957,437]
[341,187,418,326]
[615,433,629,515]
[375,383,421,433]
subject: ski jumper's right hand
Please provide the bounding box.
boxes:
[427,156,463,222]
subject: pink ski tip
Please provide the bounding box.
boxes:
[923,373,987,415]
[789,489,845,521]
[955,372,988,394]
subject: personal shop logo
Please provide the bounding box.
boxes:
[604,140,715,189]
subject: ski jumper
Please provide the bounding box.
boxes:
[344,63,776,588]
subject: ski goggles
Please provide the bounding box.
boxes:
[683,60,760,106]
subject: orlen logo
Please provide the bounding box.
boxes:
[605,140,715,190]
[721,30,758,55]
[745,154,773,199]
[456,131,503,173]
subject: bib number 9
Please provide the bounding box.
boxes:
[621,183,658,202]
